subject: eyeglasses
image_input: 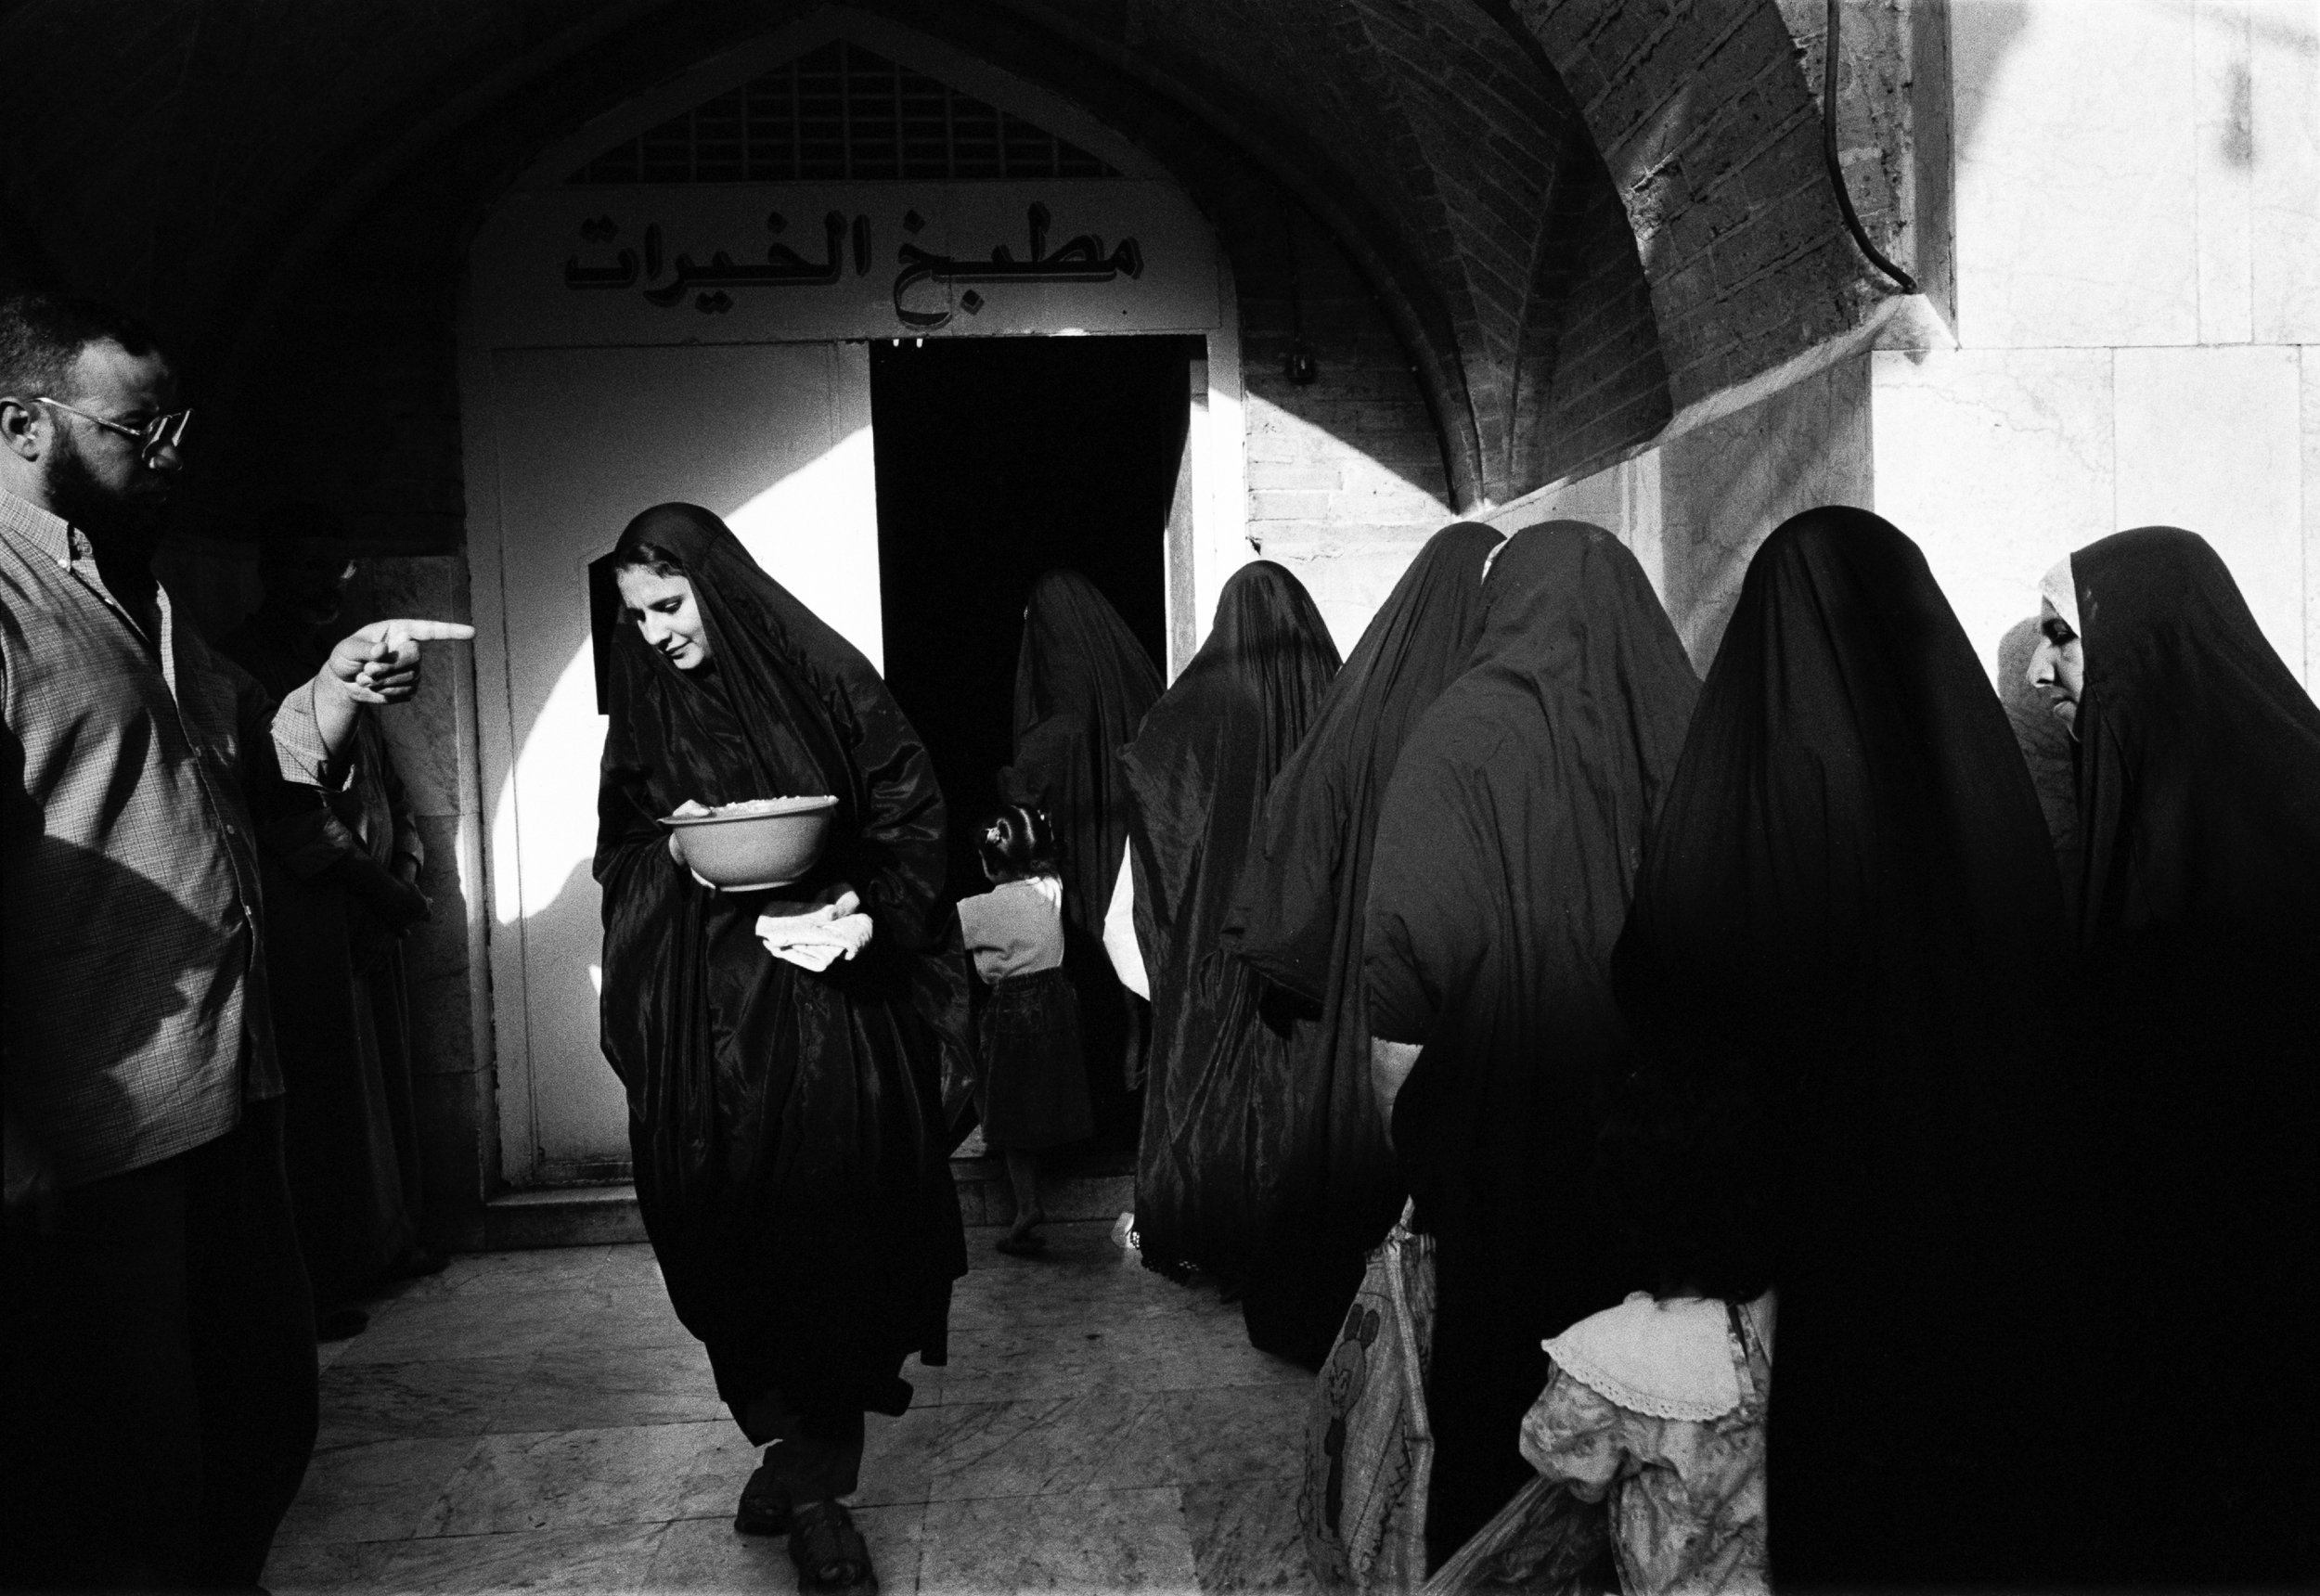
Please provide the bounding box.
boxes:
[34,396,193,462]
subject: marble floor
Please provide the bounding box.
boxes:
[264,1221,1319,1594]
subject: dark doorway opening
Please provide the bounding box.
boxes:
[871,334,1189,899]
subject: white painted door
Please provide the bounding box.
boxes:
[477,341,882,1182]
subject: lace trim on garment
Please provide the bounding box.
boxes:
[1541,1292,1772,1422]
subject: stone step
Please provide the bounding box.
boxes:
[476,1148,1136,1248]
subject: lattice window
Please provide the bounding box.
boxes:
[573,42,1120,184]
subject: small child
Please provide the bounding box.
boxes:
[956,804,1095,1255]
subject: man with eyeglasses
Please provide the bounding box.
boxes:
[0,289,474,1590]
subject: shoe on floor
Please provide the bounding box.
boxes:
[316,1307,369,1342]
[994,1231,1047,1256]
[789,1499,875,1592]
[734,1457,792,1537]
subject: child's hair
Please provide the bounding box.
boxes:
[977,803,1060,881]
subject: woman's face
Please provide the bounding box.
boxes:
[616,565,712,670]
[2026,598,2085,728]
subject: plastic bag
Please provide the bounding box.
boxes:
[1301,1203,1436,1591]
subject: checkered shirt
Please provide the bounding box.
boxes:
[1,485,337,1187]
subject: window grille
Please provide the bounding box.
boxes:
[573,42,1120,184]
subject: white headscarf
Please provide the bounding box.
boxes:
[2040,556,2081,639]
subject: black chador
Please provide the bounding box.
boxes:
[1120,560,1339,1285]
[1610,508,2077,1588]
[1224,521,1502,1367]
[2058,526,2320,1584]
[999,570,1164,1127]
[594,504,969,1440]
[1365,522,1696,1567]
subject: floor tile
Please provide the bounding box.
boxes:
[491,1342,726,1434]
[853,1401,943,1507]
[939,1310,1306,1405]
[1182,1476,1318,1594]
[545,1286,700,1352]
[1159,1383,1309,1484]
[386,1246,619,1303]
[335,1290,618,1365]
[273,1218,1332,1592]
[595,1245,667,1294]
[273,1435,483,1544]
[316,1354,532,1448]
[918,1487,1201,1592]
[422,1422,754,1536]
[926,1392,1175,1500]
[648,1504,925,1593]
[271,1523,666,1594]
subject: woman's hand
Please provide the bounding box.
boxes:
[666,800,713,875]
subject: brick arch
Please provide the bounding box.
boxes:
[0,0,1861,511]
[1501,0,1882,412]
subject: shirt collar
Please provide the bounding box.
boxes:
[0,483,79,568]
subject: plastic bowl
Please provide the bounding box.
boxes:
[663,795,837,890]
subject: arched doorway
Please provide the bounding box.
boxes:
[459,12,1243,1187]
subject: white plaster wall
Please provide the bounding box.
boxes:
[1884,0,2318,692]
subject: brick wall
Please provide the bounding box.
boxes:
[1238,201,1457,648]
[1512,0,1886,412]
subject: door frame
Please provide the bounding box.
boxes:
[457,13,1246,1188]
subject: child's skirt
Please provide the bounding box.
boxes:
[977,967,1095,1151]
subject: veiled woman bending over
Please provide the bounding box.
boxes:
[1119,560,1339,1285]
[1363,522,1696,1568]
[594,505,968,1593]
[1224,521,1502,1366]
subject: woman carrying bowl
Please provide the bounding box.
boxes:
[594,504,969,1593]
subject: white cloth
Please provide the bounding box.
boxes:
[2040,555,2081,639]
[1540,1292,1776,1422]
[754,890,872,972]
[1102,846,1150,1000]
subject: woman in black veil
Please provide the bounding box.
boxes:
[1119,560,1339,1285]
[1611,508,2077,1589]
[2031,527,2320,1583]
[1223,521,1502,1367]
[593,505,968,1592]
[999,571,1164,1137]
[1363,522,1695,1568]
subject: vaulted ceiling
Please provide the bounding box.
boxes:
[0,0,1888,506]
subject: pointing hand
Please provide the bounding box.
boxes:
[327,619,477,705]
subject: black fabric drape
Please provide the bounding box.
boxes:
[1609,508,2076,1588]
[1120,560,1339,1283]
[1222,521,1502,1367]
[999,570,1164,1127]
[594,504,969,1428]
[2062,526,2320,1584]
[1363,521,1696,1567]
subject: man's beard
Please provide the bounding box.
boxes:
[45,430,167,561]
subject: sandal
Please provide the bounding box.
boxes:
[789,1499,875,1591]
[733,1458,792,1537]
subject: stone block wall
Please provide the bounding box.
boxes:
[1875,0,2319,692]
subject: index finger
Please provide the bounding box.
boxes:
[382,620,477,644]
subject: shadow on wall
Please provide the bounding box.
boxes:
[1947,0,2033,176]
[1495,353,1876,672]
